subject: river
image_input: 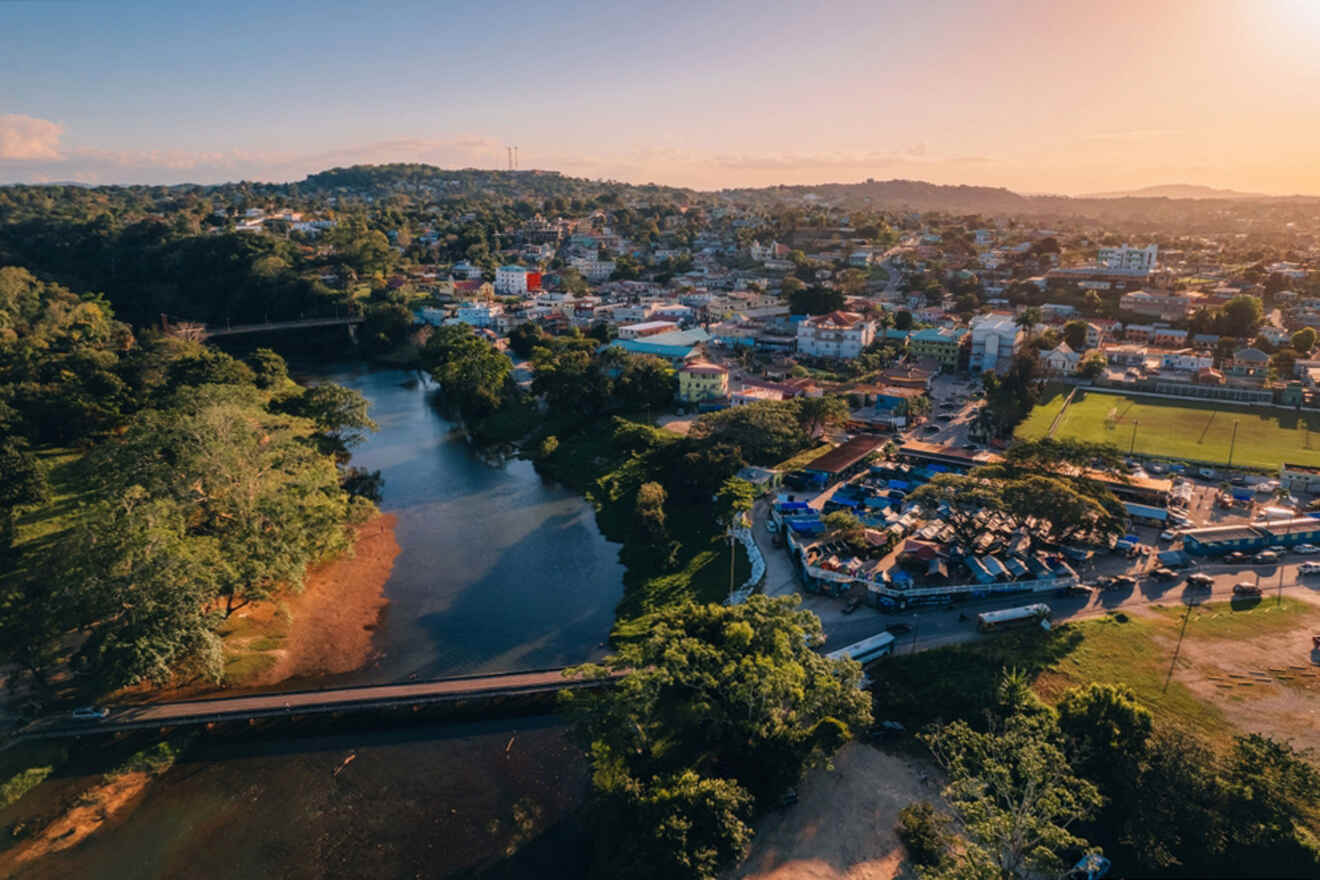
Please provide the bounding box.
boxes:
[306,363,625,681]
[1,364,623,879]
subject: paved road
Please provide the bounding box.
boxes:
[22,668,606,740]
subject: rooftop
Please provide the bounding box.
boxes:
[803,434,886,475]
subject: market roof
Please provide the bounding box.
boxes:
[802,434,886,475]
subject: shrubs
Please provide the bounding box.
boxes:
[896,801,950,867]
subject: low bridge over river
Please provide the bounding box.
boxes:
[16,667,613,742]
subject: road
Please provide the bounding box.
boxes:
[21,667,607,740]
[749,491,1320,655]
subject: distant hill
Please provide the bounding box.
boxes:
[1078,184,1273,200]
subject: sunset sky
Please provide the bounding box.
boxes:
[3,0,1318,193]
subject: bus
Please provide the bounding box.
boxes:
[977,603,1052,633]
[825,631,897,666]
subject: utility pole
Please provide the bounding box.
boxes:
[1226,420,1240,469]
[1129,419,1139,455]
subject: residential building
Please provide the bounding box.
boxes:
[1227,347,1269,379]
[1160,349,1213,372]
[1104,344,1148,367]
[610,328,712,364]
[796,311,877,360]
[676,360,729,403]
[1281,463,1320,495]
[618,320,679,340]
[569,257,616,282]
[455,301,504,329]
[1119,289,1190,320]
[1041,342,1081,375]
[1098,243,1159,273]
[968,313,1022,373]
[1151,327,1186,347]
[495,265,533,295]
[909,326,968,370]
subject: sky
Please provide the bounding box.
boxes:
[3,0,1319,194]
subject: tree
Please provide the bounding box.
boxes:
[244,348,289,390]
[714,477,756,530]
[1292,326,1317,354]
[689,400,812,466]
[789,286,844,316]
[1082,290,1104,316]
[794,395,849,438]
[920,712,1102,880]
[781,276,806,297]
[1077,349,1106,379]
[1062,320,1089,351]
[275,382,377,451]
[907,474,1006,548]
[823,510,865,547]
[1015,306,1042,339]
[634,481,669,543]
[0,439,49,550]
[1220,733,1320,851]
[564,593,870,812]
[1220,294,1263,339]
[1057,683,1153,798]
[838,268,868,296]
[894,309,914,331]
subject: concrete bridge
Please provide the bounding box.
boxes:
[17,667,615,741]
[162,314,365,342]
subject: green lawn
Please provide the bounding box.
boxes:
[1017,388,1320,470]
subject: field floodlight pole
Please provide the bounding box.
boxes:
[1129,420,1139,455]
[1227,420,1240,469]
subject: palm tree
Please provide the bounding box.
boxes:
[1016,306,1042,341]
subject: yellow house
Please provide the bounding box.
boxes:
[677,360,730,403]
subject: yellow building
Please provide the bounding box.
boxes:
[677,360,730,403]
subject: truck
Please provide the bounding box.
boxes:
[977,603,1052,633]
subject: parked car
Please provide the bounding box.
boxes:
[1056,584,1094,598]
[1299,561,1320,576]
[1224,551,1249,564]
[842,597,863,614]
[1295,543,1320,555]
[71,706,109,721]
[1149,567,1180,581]
[1254,550,1280,564]
[1159,529,1179,542]
[1199,467,1217,479]
[885,622,913,635]
[1233,582,1262,597]
[1186,573,1215,589]
[922,424,941,434]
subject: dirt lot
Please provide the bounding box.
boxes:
[1171,604,1320,751]
[735,743,930,880]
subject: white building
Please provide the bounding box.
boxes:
[969,313,1023,373]
[796,310,876,360]
[455,301,504,329]
[1097,243,1158,273]
[495,265,530,295]
[1160,349,1214,372]
[569,257,616,282]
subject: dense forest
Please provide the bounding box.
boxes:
[0,266,378,694]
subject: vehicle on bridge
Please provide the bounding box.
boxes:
[977,603,1051,633]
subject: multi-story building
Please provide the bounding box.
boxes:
[795,311,876,360]
[909,326,969,370]
[968,313,1022,373]
[618,320,679,340]
[676,360,730,403]
[1160,349,1214,372]
[569,257,616,282]
[1098,244,1159,273]
[495,265,531,295]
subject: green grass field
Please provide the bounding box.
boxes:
[1017,389,1320,470]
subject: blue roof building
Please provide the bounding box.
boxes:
[609,328,712,364]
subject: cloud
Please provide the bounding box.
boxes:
[0,114,63,160]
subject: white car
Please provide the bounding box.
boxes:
[1294,544,1319,555]
[1299,561,1320,576]
[71,706,109,721]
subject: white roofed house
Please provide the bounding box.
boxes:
[1041,342,1081,375]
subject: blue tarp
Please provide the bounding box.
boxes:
[787,519,824,535]
[777,501,810,512]
[965,557,995,584]
[887,479,911,491]
[1232,489,1253,501]
[982,556,1009,579]
[889,569,913,586]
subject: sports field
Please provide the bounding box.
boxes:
[1016,389,1320,470]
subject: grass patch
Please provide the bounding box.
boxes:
[1018,388,1320,469]
[876,599,1320,746]
[773,442,835,473]
[9,448,96,550]
[222,652,278,685]
[104,737,189,781]
[0,744,68,810]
